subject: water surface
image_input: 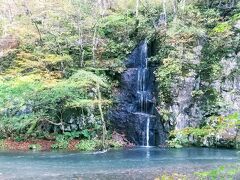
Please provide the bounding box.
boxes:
[0,147,239,179]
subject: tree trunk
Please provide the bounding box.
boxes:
[92,25,97,66]
[77,21,84,67]
[172,0,178,16]
[181,0,186,11]
[97,83,107,150]
[136,0,139,17]
[22,1,42,43]
[163,0,167,26]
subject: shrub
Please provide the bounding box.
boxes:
[75,140,101,151]
[29,144,42,151]
[51,134,69,149]
[168,113,240,148]
[213,22,232,33]
[107,139,123,148]
[0,140,5,150]
[195,165,240,179]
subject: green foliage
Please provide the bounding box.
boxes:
[167,17,205,39]
[199,14,236,82]
[0,76,43,113]
[213,22,232,33]
[169,113,240,148]
[156,58,182,103]
[167,133,188,148]
[196,165,240,180]
[1,0,240,150]
[29,144,42,151]
[196,166,225,179]
[0,69,110,139]
[0,52,17,73]
[75,140,101,151]
[107,139,123,149]
[51,131,94,150]
[51,134,69,149]
[191,90,204,98]
[155,5,209,105]
[50,131,102,150]
[0,140,5,150]
[79,129,91,140]
[99,13,135,40]
[98,13,136,62]
[155,4,240,149]
[201,8,220,28]
[232,13,240,22]
[0,114,41,139]
[14,136,26,142]
[155,173,187,180]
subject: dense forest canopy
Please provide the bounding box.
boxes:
[0,0,240,150]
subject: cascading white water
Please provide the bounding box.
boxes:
[146,117,150,147]
[136,40,151,146]
[112,38,167,146]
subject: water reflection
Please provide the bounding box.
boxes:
[146,147,150,159]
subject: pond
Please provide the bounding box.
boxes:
[0,147,239,179]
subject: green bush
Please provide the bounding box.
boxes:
[107,139,123,149]
[0,114,40,139]
[213,22,231,33]
[75,140,100,151]
[29,144,42,151]
[0,69,110,139]
[169,113,240,148]
[0,140,5,150]
[51,134,69,149]
[196,165,240,179]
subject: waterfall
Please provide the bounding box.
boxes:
[146,117,150,147]
[111,38,167,146]
[137,40,151,147]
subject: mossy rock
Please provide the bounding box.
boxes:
[236,131,240,149]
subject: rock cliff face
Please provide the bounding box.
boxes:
[162,44,240,148]
[110,35,239,148]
